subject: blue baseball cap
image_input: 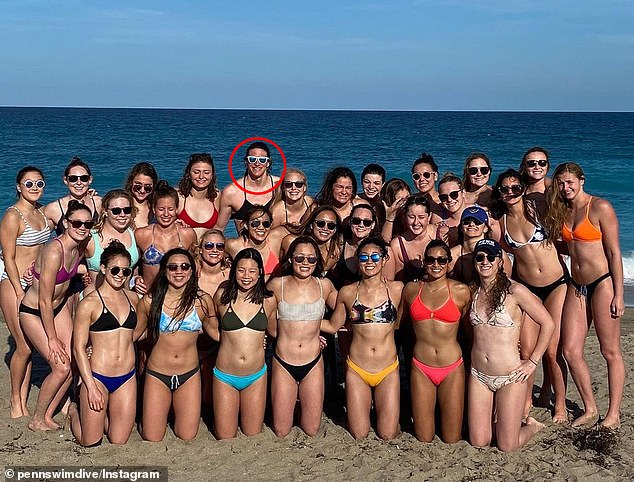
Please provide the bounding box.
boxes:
[474,238,502,257]
[461,206,489,225]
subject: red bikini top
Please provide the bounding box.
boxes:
[410,282,461,324]
[177,198,218,229]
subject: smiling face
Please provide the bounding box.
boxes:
[311,210,338,243]
[474,250,502,281]
[131,174,154,203]
[283,172,307,202]
[64,166,92,198]
[412,163,437,194]
[17,170,45,203]
[106,196,133,231]
[357,243,385,278]
[499,176,524,207]
[556,171,584,202]
[246,147,270,180]
[64,209,93,243]
[165,253,193,289]
[524,151,549,182]
[362,174,383,199]
[291,242,318,279]
[201,232,225,266]
[438,181,465,214]
[247,211,272,242]
[154,196,178,227]
[405,204,430,236]
[102,254,131,290]
[235,258,260,291]
[423,246,450,281]
[461,217,488,240]
[350,207,375,240]
[189,161,213,191]
[467,158,491,189]
[332,176,354,206]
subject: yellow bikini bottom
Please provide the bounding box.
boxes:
[346,357,399,388]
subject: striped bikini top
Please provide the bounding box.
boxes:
[8,206,51,247]
[277,277,325,322]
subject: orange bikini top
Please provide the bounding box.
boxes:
[561,196,602,243]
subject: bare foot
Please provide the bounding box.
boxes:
[525,416,545,437]
[45,417,61,430]
[571,410,599,428]
[522,405,532,424]
[600,416,620,430]
[552,410,568,424]
[65,402,78,431]
[28,418,54,432]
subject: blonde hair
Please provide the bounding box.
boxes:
[544,162,585,239]
[94,189,136,235]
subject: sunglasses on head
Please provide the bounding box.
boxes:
[23,179,46,189]
[250,219,272,229]
[67,175,90,183]
[439,190,461,202]
[351,217,373,227]
[109,266,132,277]
[67,219,94,229]
[424,255,449,266]
[109,206,132,216]
[284,181,305,189]
[314,219,337,230]
[462,217,484,226]
[412,171,433,181]
[203,242,225,250]
[358,253,383,263]
[167,263,192,272]
[499,184,524,195]
[468,166,491,176]
[293,254,318,264]
[526,159,548,168]
[246,156,270,165]
[132,183,153,194]
[475,253,497,263]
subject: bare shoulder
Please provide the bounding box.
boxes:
[387,280,404,292]
[267,276,282,292]
[320,277,336,293]
[402,281,420,301]
[449,278,471,299]
[592,196,616,216]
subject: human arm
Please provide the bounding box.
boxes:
[597,199,624,317]
[73,296,104,411]
[0,210,26,302]
[200,293,220,342]
[215,185,235,232]
[133,295,151,342]
[320,287,349,334]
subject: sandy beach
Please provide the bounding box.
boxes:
[1,312,632,482]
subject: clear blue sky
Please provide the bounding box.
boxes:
[1,0,632,111]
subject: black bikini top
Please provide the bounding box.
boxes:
[220,302,268,332]
[90,289,137,332]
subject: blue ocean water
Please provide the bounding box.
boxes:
[1,107,633,283]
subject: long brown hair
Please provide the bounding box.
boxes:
[470,260,511,314]
[544,162,585,240]
[178,153,218,202]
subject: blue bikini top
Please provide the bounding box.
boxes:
[159,307,202,333]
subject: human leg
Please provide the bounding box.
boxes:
[345,361,373,439]
[105,374,137,444]
[297,357,325,437]
[239,370,267,436]
[373,365,400,440]
[271,356,300,437]
[519,312,538,420]
[141,372,173,441]
[495,381,544,452]
[172,370,202,440]
[437,361,465,443]
[212,369,240,439]
[467,370,495,447]
[543,283,568,423]
[411,359,439,442]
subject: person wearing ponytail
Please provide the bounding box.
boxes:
[134,180,196,295]
[545,162,624,429]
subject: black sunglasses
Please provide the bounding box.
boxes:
[462,217,484,226]
[314,219,337,230]
[68,219,95,229]
[132,183,153,193]
[475,253,497,263]
[109,266,132,277]
[284,181,305,189]
[293,255,318,264]
[167,263,192,272]
[526,159,548,168]
[203,242,225,250]
[439,190,461,202]
[412,172,433,181]
[351,217,373,227]
[424,255,449,266]
[499,184,524,196]
[468,166,491,176]
[67,175,90,183]
[109,206,132,216]
[250,219,272,229]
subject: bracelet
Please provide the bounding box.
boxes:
[528,358,538,366]
[385,219,395,223]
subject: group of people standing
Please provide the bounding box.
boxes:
[0,142,624,453]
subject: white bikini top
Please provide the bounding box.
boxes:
[277,277,326,322]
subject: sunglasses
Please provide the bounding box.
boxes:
[468,166,491,176]
[246,156,270,165]
[351,217,373,227]
[167,263,192,272]
[462,217,484,226]
[423,255,449,266]
[526,159,548,168]
[249,219,272,229]
[23,179,46,189]
[109,206,132,216]
[67,219,95,229]
[315,219,337,230]
[475,253,497,263]
[284,181,305,189]
[67,175,90,183]
[499,184,524,195]
[132,183,153,194]
[293,254,318,264]
[203,242,225,250]
[109,266,132,277]
[439,190,461,202]
[358,253,383,263]
[412,172,433,181]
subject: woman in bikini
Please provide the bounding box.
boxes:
[386,195,436,283]
[211,248,277,439]
[279,206,342,278]
[218,141,280,232]
[124,162,158,228]
[19,201,92,431]
[519,147,551,214]
[271,168,313,228]
[134,181,196,295]
[226,206,285,281]
[177,153,222,239]
[308,167,360,225]
[545,162,624,429]
[432,174,468,248]
[411,153,441,215]
[267,236,337,437]
[321,237,403,440]
[463,153,493,207]
[0,166,52,418]
[83,189,138,295]
[399,240,471,443]
[468,239,553,452]
[493,169,568,423]
[136,248,216,441]
[69,242,139,446]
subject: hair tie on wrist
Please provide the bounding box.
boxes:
[529,358,538,366]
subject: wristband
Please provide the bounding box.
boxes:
[386,219,395,223]
[528,358,538,366]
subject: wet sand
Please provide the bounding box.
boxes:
[1,311,632,481]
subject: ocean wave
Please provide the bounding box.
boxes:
[623,251,634,285]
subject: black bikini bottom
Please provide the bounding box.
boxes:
[146,366,200,392]
[519,273,569,303]
[571,273,611,304]
[19,297,68,318]
[274,352,322,383]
